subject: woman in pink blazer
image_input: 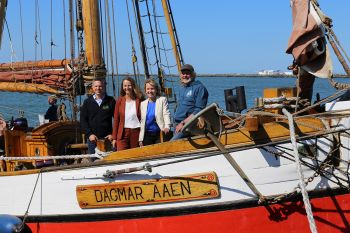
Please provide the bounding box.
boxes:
[112,77,143,151]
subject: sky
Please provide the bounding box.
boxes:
[1,0,349,75]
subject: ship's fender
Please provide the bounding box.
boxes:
[0,215,25,233]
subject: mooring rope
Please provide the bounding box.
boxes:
[283,108,318,233]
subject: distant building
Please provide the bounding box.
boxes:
[257,70,292,76]
[283,71,293,76]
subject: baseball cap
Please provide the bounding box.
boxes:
[180,64,194,73]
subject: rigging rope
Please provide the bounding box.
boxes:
[125,0,141,82]
[75,0,85,115]
[310,0,350,89]
[293,88,349,116]
[15,169,43,232]
[99,0,106,64]
[50,0,54,60]
[34,0,43,61]
[4,19,17,64]
[328,29,350,65]
[0,153,108,161]
[104,0,117,97]
[132,0,151,80]
[62,0,75,120]
[152,0,163,66]
[110,0,119,97]
[283,108,318,233]
[18,0,24,62]
[144,0,161,76]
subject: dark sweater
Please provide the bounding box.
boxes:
[45,105,58,122]
[80,95,116,139]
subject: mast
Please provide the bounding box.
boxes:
[81,0,106,81]
[161,0,182,73]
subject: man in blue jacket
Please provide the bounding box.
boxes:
[172,64,208,140]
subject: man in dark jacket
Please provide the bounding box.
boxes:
[80,79,115,154]
[171,64,208,140]
[44,95,58,122]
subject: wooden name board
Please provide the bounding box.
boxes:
[76,172,220,209]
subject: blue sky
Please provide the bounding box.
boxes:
[1,0,349,74]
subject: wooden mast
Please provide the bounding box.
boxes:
[81,0,105,80]
[161,0,181,73]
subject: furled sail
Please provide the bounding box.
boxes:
[0,0,7,48]
[286,0,333,78]
[0,59,74,94]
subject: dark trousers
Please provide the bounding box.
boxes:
[87,139,97,154]
[87,139,97,162]
[142,132,161,146]
[117,128,140,151]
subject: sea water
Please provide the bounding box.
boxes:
[0,76,347,127]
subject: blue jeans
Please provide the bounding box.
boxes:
[170,131,186,141]
[170,123,190,141]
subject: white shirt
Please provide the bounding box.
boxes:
[93,94,105,106]
[124,100,140,128]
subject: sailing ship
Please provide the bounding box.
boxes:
[0,0,350,232]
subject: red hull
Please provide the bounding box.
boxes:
[27,192,350,233]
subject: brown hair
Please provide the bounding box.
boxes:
[92,78,106,86]
[120,77,144,99]
[144,79,160,97]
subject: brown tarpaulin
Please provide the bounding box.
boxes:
[286,0,332,78]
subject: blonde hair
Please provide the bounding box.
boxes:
[144,79,160,97]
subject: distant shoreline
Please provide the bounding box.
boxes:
[197,74,349,78]
[112,73,349,78]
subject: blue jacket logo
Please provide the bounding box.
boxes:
[186,90,193,97]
